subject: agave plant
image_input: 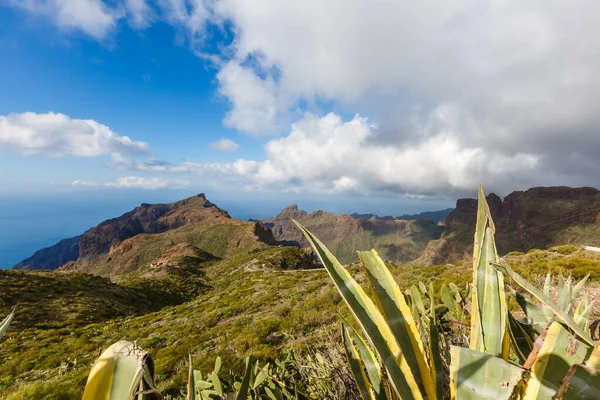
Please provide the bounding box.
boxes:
[294,184,600,400]
[185,354,310,399]
[82,340,160,399]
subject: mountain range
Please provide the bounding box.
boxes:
[13,186,600,272]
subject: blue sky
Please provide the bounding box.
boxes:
[1,0,599,215]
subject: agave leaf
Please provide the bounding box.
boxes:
[557,274,573,312]
[555,364,600,400]
[428,283,444,400]
[470,185,507,358]
[573,274,590,299]
[359,250,435,399]
[507,312,535,364]
[347,320,388,400]
[208,371,222,396]
[542,272,554,321]
[449,346,525,400]
[418,281,428,296]
[508,286,547,327]
[573,294,594,331]
[410,285,426,315]
[440,285,454,311]
[235,357,252,400]
[253,363,270,389]
[342,321,379,400]
[0,309,15,341]
[522,321,593,400]
[494,261,594,346]
[82,341,159,400]
[294,222,423,400]
[187,355,195,400]
[214,356,222,375]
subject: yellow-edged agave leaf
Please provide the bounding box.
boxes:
[555,364,600,400]
[0,309,15,341]
[294,221,423,400]
[449,346,525,400]
[358,250,435,400]
[522,321,593,400]
[342,321,380,400]
[345,320,388,400]
[235,357,252,400]
[494,261,595,346]
[470,185,507,358]
[82,341,159,400]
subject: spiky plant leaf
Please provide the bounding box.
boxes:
[358,250,435,400]
[555,364,600,400]
[235,357,252,400]
[342,321,379,400]
[494,261,594,346]
[470,185,507,358]
[294,221,423,400]
[82,341,159,400]
[449,346,525,400]
[0,309,15,341]
[344,320,387,400]
[522,321,593,400]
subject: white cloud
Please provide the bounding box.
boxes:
[72,176,190,189]
[7,0,120,39]
[125,0,154,29]
[106,176,191,189]
[109,113,544,196]
[217,61,283,134]
[0,112,149,157]
[71,180,99,186]
[210,138,239,152]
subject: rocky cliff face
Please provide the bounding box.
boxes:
[263,205,443,264]
[419,186,600,265]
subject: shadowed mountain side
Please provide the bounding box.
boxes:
[13,235,81,270]
[263,205,444,264]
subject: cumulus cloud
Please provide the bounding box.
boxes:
[0,112,149,157]
[108,113,545,196]
[210,138,239,152]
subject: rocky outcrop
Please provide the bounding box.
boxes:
[419,186,600,265]
[263,205,443,264]
[78,193,230,257]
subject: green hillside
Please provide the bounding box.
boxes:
[3,243,600,398]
